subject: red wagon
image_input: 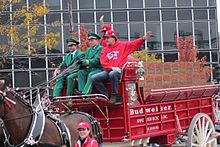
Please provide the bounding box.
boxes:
[53,62,219,147]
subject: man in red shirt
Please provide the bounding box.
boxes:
[91,30,152,104]
[100,24,112,47]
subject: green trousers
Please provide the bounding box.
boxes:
[77,69,102,95]
[53,72,78,97]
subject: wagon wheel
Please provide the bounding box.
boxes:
[188,113,217,147]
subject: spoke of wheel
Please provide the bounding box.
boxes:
[195,122,201,142]
[192,132,200,143]
[198,118,203,141]
[204,120,210,138]
[192,143,201,147]
[206,138,216,145]
[205,128,213,143]
[202,117,205,136]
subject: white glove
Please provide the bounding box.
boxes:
[53,68,60,76]
[112,67,122,73]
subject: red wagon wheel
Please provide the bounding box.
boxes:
[188,113,217,147]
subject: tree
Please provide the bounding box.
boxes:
[0,0,60,56]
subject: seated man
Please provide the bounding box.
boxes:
[76,32,104,95]
[53,38,85,97]
[91,30,152,104]
[100,24,112,47]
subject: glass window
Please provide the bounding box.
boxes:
[96,12,111,23]
[211,52,218,62]
[32,71,46,87]
[0,72,12,86]
[145,0,159,8]
[178,22,193,37]
[198,52,210,62]
[12,0,26,11]
[130,23,144,40]
[146,23,161,50]
[178,10,192,20]
[0,14,9,25]
[193,0,207,6]
[161,0,175,7]
[79,0,94,9]
[164,53,178,62]
[129,0,143,8]
[194,10,208,20]
[146,11,160,21]
[177,0,191,7]
[96,0,110,8]
[47,0,60,10]
[14,58,29,69]
[63,12,78,24]
[63,0,77,10]
[15,71,29,87]
[162,23,177,50]
[47,26,62,51]
[80,12,94,23]
[31,57,46,68]
[129,11,144,21]
[210,22,217,48]
[113,12,127,22]
[113,24,128,41]
[46,13,61,24]
[162,10,176,21]
[209,0,216,6]
[0,59,12,69]
[112,0,127,8]
[209,10,216,20]
[194,22,209,49]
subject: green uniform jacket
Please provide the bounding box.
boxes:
[53,50,85,97]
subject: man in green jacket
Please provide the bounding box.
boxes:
[77,32,104,95]
[53,38,85,97]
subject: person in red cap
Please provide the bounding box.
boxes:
[91,30,152,104]
[100,24,112,47]
[75,122,98,147]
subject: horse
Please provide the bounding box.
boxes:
[0,80,102,147]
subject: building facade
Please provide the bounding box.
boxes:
[0,0,219,90]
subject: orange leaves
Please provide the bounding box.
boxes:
[176,35,198,62]
[33,5,48,17]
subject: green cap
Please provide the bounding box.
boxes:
[66,38,79,46]
[88,32,101,40]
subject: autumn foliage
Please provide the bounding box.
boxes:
[176,35,198,62]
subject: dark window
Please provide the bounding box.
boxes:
[194,10,208,20]
[96,12,111,23]
[146,11,160,21]
[198,52,210,62]
[164,53,178,62]
[12,0,27,10]
[130,23,144,40]
[209,10,216,20]
[96,0,110,8]
[32,71,46,87]
[80,12,94,23]
[145,0,159,8]
[63,0,77,10]
[146,23,161,50]
[129,0,143,8]
[112,0,127,8]
[210,22,217,48]
[31,58,46,68]
[15,71,29,87]
[209,0,216,6]
[63,12,78,24]
[113,24,128,41]
[113,12,127,22]
[161,0,175,7]
[47,0,60,10]
[79,0,94,9]
[194,22,209,49]
[211,52,218,62]
[162,10,176,21]
[0,14,9,25]
[162,23,177,50]
[193,0,207,6]
[46,13,61,24]
[178,22,193,37]
[178,10,192,20]
[129,11,144,21]
[177,0,191,7]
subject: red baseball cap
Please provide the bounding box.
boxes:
[104,30,117,38]
[77,122,91,130]
[101,24,112,32]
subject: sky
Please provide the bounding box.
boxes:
[217,0,220,32]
